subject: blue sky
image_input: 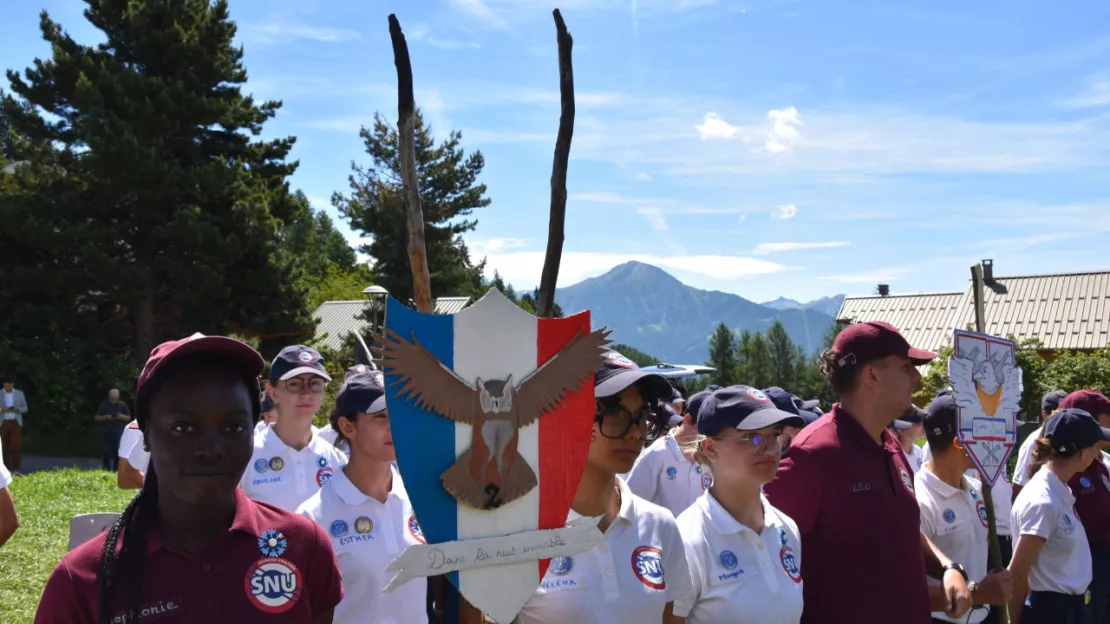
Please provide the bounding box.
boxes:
[4,0,1110,303]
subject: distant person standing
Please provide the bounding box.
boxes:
[896,405,927,473]
[0,436,18,547]
[0,376,28,474]
[1012,390,1068,501]
[94,389,131,471]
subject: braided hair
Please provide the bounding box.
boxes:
[96,352,260,623]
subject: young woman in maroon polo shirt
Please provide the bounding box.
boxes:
[34,334,343,623]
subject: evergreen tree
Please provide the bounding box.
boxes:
[1,0,309,360]
[707,323,739,386]
[612,344,659,368]
[766,320,797,388]
[335,110,489,301]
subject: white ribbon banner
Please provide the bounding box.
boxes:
[383,515,605,593]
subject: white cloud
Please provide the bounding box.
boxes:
[696,112,742,140]
[1058,72,1110,109]
[449,0,512,30]
[765,106,802,153]
[243,23,362,44]
[306,195,332,210]
[635,172,652,182]
[823,266,912,284]
[738,214,747,223]
[636,207,669,231]
[472,249,795,290]
[471,238,530,253]
[752,241,850,254]
[407,25,481,50]
[567,191,746,215]
[771,204,798,219]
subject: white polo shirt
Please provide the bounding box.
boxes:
[626,434,712,517]
[1013,427,1042,487]
[915,469,989,623]
[516,478,693,623]
[921,443,1012,537]
[904,444,925,473]
[124,433,150,474]
[118,424,144,463]
[0,439,10,489]
[1011,468,1092,595]
[297,465,427,624]
[673,491,803,624]
[239,425,347,511]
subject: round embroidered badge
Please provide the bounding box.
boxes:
[245,557,303,614]
[631,546,666,590]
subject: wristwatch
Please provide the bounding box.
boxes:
[944,562,969,582]
[967,581,978,598]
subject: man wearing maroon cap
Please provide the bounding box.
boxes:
[35,334,343,623]
[1059,390,1110,624]
[764,321,972,624]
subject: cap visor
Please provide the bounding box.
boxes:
[667,415,684,427]
[278,366,332,382]
[800,399,820,410]
[734,407,806,431]
[368,396,388,414]
[596,371,672,402]
[1099,426,1110,443]
[800,410,820,425]
[908,347,938,365]
[891,419,913,430]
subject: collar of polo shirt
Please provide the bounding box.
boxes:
[331,464,403,507]
[703,491,783,536]
[835,405,899,452]
[568,478,636,526]
[917,469,974,500]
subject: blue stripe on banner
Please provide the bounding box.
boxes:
[383,297,459,588]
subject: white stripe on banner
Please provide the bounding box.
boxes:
[453,293,541,620]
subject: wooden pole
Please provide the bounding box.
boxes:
[535,8,575,318]
[388,14,433,315]
[971,262,1010,624]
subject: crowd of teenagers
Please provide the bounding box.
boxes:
[19,320,1110,623]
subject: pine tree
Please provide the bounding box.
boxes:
[1,0,309,360]
[766,320,797,388]
[707,323,739,386]
[335,110,489,301]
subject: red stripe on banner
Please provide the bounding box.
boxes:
[537,312,594,580]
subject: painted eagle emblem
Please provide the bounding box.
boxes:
[374,326,610,509]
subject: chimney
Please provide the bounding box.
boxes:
[982,259,994,283]
[878,284,890,297]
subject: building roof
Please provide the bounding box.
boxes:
[835,269,1110,353]
[312,296,472,351]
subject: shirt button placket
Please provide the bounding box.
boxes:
[597,544,620,599]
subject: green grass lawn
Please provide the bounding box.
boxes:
[0,469,135,623]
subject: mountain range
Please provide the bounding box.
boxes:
[555,261,845,364]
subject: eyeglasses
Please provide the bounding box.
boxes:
[595,403,658,439]
[283,377,327,394]
[716,432,792,456]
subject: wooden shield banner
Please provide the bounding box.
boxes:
[382,288,597,619]
[948,329,1023,487]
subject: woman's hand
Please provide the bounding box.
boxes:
[975,570,1014,605]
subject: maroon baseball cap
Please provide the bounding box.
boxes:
[1060,390,1110,417]
[832,321,936,368]
[138,333,266,391]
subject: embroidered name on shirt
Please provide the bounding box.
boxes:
[717,568,745,582]
[252,476,283,487]
[541,578,578,590]
[339,533,377,546]
[110,599,182,623]
[851,481,872,493]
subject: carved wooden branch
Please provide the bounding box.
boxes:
[388,14,434,314]
[536,8,575,318]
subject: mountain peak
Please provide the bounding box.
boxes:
[586,261,684,287]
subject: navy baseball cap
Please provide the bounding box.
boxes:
[901,405,926,424]
[924,393,958,443]
[1044,408,1110,454]
[662,404,683,427]
[1042,389,1067,414]
[763,387,800,416]
[890,419,913,431]
[686,385,722,419]
[670,387,686,404]
[697,385,806,436]
[594,350,671,401]
[336,370,387,416]
[270,345,331,382]
[260,393,275,413]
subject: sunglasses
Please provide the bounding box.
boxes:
[714,431,792,456]
[282,377,327,394]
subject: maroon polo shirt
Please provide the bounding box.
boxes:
[1069,459,1110,548]
[35,488,343,623]
[764,404,930,624]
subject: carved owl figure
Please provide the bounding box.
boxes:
[374,327,610,509]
